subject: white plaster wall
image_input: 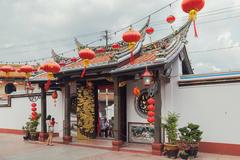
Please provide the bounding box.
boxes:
[171,82,240,144]
[127,81,146,124]
[0,91,64,137]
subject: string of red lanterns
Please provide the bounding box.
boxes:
[31,103,37,120]
[147,97,155,124]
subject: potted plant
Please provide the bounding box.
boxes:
[179,150,189,160]
[178,123,203,158]
[22,113,41,141]
[162,112,180,158]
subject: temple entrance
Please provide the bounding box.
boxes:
[97,85,114,139]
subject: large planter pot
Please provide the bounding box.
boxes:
[187,143,199,158]
[30,132,39,141]
[164,143,179,159]
[179,152,189,160]
[188,144,199,158]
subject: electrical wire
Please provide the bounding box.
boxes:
[190,45,240,54]
[1,2,240,64]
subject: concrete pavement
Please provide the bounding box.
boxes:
[0,134,240,160]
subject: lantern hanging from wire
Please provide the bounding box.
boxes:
[166,15,176,31]
[96,47,106,54]
[146,26,154,44]
[59,60,66,67]
[112,43,120,50]
[78,48,96,78]
[51,90,58,107]
[181,0,205,37]
[133,86,140,97]
[122,27,141,64]
[71,57,77,62]
[0,65,15,77]
[18,65,35,79]
[40,61,60,91]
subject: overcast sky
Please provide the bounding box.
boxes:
[0,0,239,73]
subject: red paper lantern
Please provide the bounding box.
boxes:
[79,48,96,60]
[40,61,61,73]
[32,112,37,117]
[133,87,140,97]
[96,47,106,53]
[18,65,34,78]
[32,114,37,120]
[31,107,37,112]
[59,61,66,67]
[147,117,155,123]
[122,28,141,43]
[122,28,141,64]
[78,48,96,77]
[52,91,58,107]
[147,104,155,111]
[166,15,176,24]
[148,111,155,117]
[31,103,37,108]
[18,65,34,73]
[71,57,77,62]
[40,61,60,91]
[147,98,155,105]
[52,91,58,99]
[146,27,154,35]
[0,65,15,76]
[181,0,205,37]
[112,43,120,50]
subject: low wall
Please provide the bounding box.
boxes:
[0,91,64,137]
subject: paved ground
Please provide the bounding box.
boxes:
[0,134,240,160]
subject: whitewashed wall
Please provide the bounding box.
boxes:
[126,57,182,142]
[0,91,64,137]
[171,82,240,144]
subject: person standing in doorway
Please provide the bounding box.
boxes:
[103,118,109,138]
[109,117,114,138]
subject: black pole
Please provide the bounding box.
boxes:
[40,84,47,133]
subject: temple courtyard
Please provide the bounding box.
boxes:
[0,134,239,160]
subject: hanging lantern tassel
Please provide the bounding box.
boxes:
[44,72,53,91]
[189,9,198,37]
[81,59,90,78]
[128,42,136,65]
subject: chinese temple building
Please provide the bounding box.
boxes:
[0,18,240,157]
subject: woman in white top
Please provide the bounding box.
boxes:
[46,115,54,146]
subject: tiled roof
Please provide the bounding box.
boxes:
[64,53,113,70]
[31,21,191,81]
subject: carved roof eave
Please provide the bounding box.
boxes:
[111,21,191,75]
[31,21,191,81]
